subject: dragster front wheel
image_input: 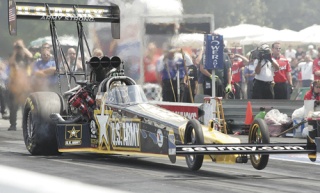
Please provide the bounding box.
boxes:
[184,119,204,171]
[249,118,270,170]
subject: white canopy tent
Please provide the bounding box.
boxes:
[171,33,204,49]
[259,29,302,45]
[301,34,320,44]
[240,29,302,46]
[299,25,320,44]
[214,24,277,46]
[240,27,278,45]
[28,35,78,49]
[299,24,320,37]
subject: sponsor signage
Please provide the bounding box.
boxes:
[110,120,140,148]
[65,125,82,146]
[176,144,316,155]
[203,34,224,70]
[157,104,199,119]
[176,144,316,154]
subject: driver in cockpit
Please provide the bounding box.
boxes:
[108,82,130,104]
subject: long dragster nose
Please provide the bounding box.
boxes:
[175,141,319,155]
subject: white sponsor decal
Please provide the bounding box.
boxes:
[39,15,95,21]
[181,146,306,152]
[168,149,176,155]
[111,121,140,147]
[16,6,104,18]
[95,113,109,147]
[173,111,197,119]
[90,120,97,134]
[157,129,163,148]
[65,140,81,146]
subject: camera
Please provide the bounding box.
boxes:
[14,45,22,49]
[250,44,271,60]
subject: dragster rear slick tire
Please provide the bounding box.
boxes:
[184,119,204,171]
[249,118,270,170]
[22,92,64,155]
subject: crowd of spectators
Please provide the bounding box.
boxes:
[0,38,100,131]
[143,41,320,101]
[2,37,320,130]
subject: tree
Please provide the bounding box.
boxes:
[181,0,320,31]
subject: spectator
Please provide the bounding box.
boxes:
[143,42,160,84]
[298,55,314,87]
[90,48,106,82]
[93,48,104,57]
[183,63,198,103]
[244,53,255,99]
[62,48,83,72]
[230,52,248,99]
[40,42,52,51]
[295,46,304,62]
[312,48,320,81]
[200,48,232,98]
[285,45,296,62]
[290,58,300,88]
[304,80,320,100]
[156,46,192,102]
[272,42,293,99]
[252,44,279,99]
[0,59,9,119]
[306,45,318,59]
[32,42,52,62]
[191,48,203,95]
[31,49,57,92]
[7,39,33,131]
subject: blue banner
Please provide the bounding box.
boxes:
[203,34,224,70]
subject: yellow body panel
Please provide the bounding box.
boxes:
[202,126,241,164]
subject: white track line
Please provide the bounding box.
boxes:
[0,165,129,193]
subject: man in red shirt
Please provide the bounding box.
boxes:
[272,42,293,99]
[143,42,160,83]
[312,48,320,81]
[304,80,320,100]
[230,53,248,99]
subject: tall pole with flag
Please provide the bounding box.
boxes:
[203,34,224,120]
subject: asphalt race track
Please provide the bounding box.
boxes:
[0,111,319,193]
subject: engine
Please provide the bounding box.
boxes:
[66,55,123,121]
[68,87,95,120]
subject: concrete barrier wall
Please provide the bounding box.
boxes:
[222,99,304,125]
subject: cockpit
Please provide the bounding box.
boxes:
[104,85,148,105]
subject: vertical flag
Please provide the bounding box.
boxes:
[8,0,17,35]
[203,34,224,70]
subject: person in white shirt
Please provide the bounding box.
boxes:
[285,45,296,62]
[252,44,279,99]
[306,45,318,59]
[298,55,314,87]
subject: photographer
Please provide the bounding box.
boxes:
[7,39,33,131]
[252,44,279,99]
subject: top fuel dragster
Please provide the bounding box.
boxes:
[8,0,320,171]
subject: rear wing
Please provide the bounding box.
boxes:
[8,0,120,39]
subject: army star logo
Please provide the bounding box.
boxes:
[68,127,80,138]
